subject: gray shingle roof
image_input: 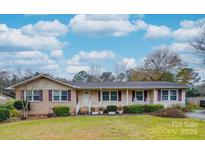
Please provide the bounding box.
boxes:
[69,81,188,89]
[7,74,188,90]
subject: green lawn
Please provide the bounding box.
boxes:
[0,115,205,139]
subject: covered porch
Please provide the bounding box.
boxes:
[75,89,155,114]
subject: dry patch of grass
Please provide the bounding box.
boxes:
[0,115,205,139]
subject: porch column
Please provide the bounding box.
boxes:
[153,89,158,104]
[126,89,129,106]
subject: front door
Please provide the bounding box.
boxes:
[82,91,90,106]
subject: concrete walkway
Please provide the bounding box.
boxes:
[186,110,205,120]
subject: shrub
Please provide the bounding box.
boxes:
[200,100,205,107]
[123,104,164,113]
[13,100,23,110]
[13,100,30,110]
[53,106,70,117]
[184,103,199,112]
[0,108,10,121]
[128,105,144,113]
[171,104,183,110]
[10,109,21,117]
[152,108,186,118]
[144,104,164,112]
[123,106,129,113]
[0,102,14,110]
[6,99,15,104]
[106,105,117,112]
[0,101,21,118]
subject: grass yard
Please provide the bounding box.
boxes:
[0,115,205,140]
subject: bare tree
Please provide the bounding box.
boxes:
[114,64,127,81]
[144,48,184,81]
[191,24,205,65]
[21,78,39,119]
[89,64,102,82]
[191,24,205,52]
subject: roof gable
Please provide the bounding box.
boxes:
[7,75,77,89]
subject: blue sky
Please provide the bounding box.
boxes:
[0,14,205,80]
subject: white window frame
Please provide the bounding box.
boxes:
[161,90,169,101]
[102,90,118,102]
[52,90,68,102]
[134,90,144,101]
[24,90,40,102]
[170,89,178,101]
[161,89,178,101]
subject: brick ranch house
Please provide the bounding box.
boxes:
[7,74,188,115]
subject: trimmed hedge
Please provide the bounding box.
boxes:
[0,108,10,121]
[53,106,70,117]
[123,104,164,113]
[106,105,117,112]
[144,104,164,112]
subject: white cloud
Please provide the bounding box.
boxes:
[154,42,192,53]
[0,50,59,71]
[134,20,172,39]
[67,50,115,65]
[21,20,68,36]
[0,24,8,31]
[69,14,136,36]
[0,23,64,50]
[66,65,90,74]
[120,58,137,68]
[172,28,199,42]
[144,25,172,39]
[66,50,115,74]
[180,20,195,29]
[78,50,115,59]
[135,20,148,30]
[51,50,63,58]
[180,54,203,65]
[172,18,205,42]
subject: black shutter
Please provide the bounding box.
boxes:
[68,90,71,101]
[178,90,182,101]
[144,90,147,101]
[132,91,135,102]
[98,91,101,101]
[118,91,121,101]
[157,89,161,101]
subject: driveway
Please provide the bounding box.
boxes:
[186,110,205,120]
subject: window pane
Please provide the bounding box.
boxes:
[162,90,169,100]
[61,91,68,101]
[53,90,60,101]
[26,91,32,101]
[170,90,177,100]
[136,91,143,101]
[102,92,109,101]
[33,90,40,101]
[111,91,117,101]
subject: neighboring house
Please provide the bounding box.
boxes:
[7,74,188,115]
[0,94,11,104]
